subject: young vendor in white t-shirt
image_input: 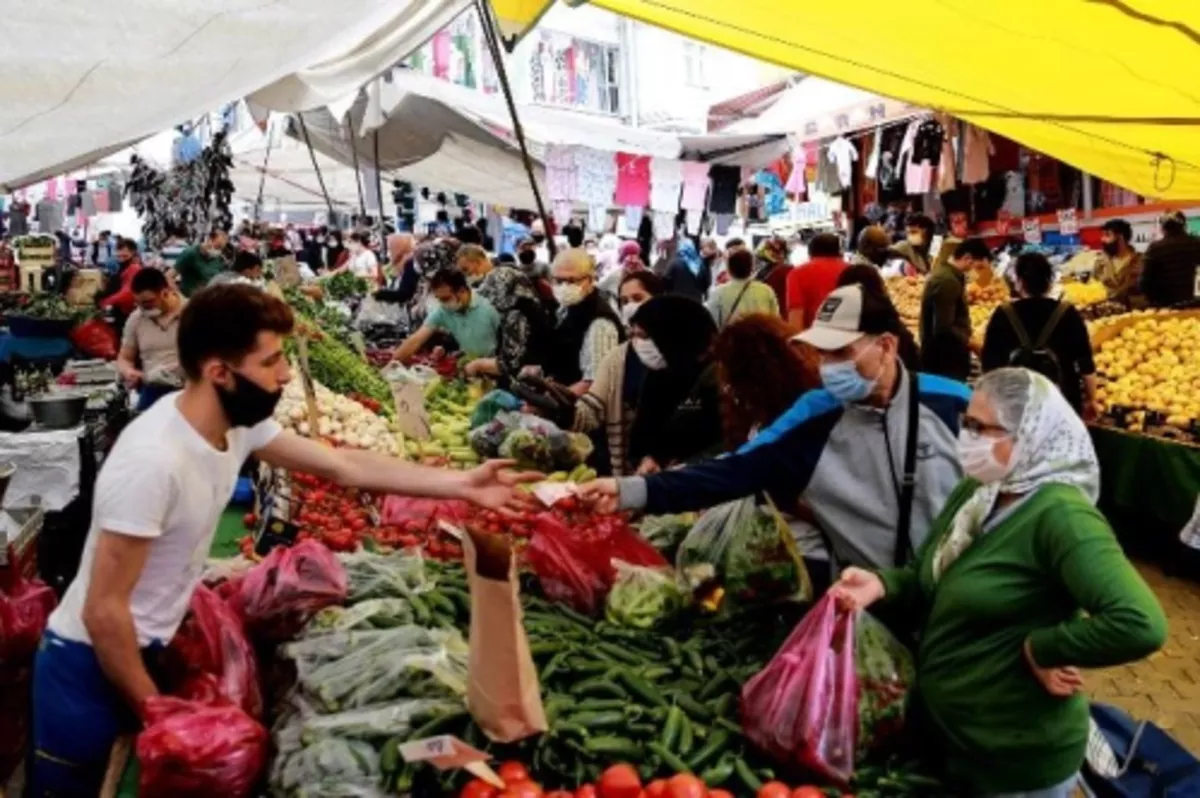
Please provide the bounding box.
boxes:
[30,283,537,795]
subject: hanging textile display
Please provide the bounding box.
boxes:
[679,162,710,212]
[127,129,234,250]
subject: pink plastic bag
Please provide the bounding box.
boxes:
[229,539,348,641]
[137,696,268,798]
[740,595,913,785]
[165,585,262,717]
[381,495,472,526]
[0,545,57,665]
[525,512,666,615]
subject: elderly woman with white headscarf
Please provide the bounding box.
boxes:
[833,368,1166,798]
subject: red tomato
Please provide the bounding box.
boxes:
[757,783,791,798]
[497,762,530,786]
[575,786,598,798]
[242,513,258,529]
[460,780,498,798]
[598,764,641,798]
[645,780,668,798]
[545,792,574,798]
[664,774,707,798]
[789,789,825,798]
[709,791,734,798]
[499,781,543,798]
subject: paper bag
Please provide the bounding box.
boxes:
[463,528,547,742]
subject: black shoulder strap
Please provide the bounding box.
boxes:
[1034,300,1070,349]
[895,368,920,566]
[1001,302,1033,349]
[723,281,753,328]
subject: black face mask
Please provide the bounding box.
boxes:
[518,250,537,265]
[531,234,546,244]
[217,370,282,428]
[1101,242,1120,256]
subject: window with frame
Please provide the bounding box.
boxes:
[528,32,621,115]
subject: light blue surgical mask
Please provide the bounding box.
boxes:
[819,343,879,404]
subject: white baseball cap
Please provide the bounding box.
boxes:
[792,284,888,351]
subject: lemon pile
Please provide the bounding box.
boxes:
[1061,280,1109,307]
[1094,312,1200,431]
[885,276,924,338]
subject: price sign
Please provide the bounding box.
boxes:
[399,735,502,786]
[391,379,431,441]
[1022,218,1042,244]
[1057,208,1079,235]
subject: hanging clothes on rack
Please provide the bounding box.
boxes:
[827,136,858,192]
[575,147,617,228]
[614,153,651,207]
[679,162,711,211]
[864,127,883,181]
[784,147,807,198]
[937,117,959,195]
[707,165,739,215]
[650,157,683,212]
[962,124,994,185]
[813,142,840,194]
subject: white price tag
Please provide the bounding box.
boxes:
[391,380,431,441]
[400,735,454,761]
[1056,208,1079,235]
[1022,218,1042,244]
[398,735,503,786]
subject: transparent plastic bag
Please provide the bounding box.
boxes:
[295,626,469,712]
[299,697,462,743]
[676,495,810,615]
[525,512,666,615]
[604,562,685,629]
[470,389,522,429]
[277,737,384,796]
[137,696,269,798]
[339,549,433,602]
[355,295,403,329]
[303,598,416,635]
[165,584,262,717]
[740,595,914,785]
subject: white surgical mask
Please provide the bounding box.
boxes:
[632,337,667,370]
[553,283,585,307]
[956,429,1011,484]
[621,300,644,324]
[441,300,463,313]
[142,308,162,319]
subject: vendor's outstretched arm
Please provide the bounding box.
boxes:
[256,432,540,511]
[604,413,832,515]
[393,325,434,364]
[82,533,158,710]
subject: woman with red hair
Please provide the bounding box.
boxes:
[712,313,833,593]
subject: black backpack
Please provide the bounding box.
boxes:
[1002,300,1069,384]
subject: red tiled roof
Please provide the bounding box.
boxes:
[706,80,790,132]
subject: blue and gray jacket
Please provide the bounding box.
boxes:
[617,366,971,569]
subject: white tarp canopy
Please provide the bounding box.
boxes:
[228,132,377,211]
[0,0,479,190]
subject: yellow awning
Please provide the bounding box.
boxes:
[489,0,555,40]
[519,0,1200,200]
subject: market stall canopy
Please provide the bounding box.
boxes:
[532,0,1200,199]
[0,0,540,191]
[227,130,372,211]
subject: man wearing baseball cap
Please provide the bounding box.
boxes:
[583,283,971,571]
[1140,210,1200,307]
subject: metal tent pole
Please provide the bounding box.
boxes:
[475,0,556,260]
[347,121,368,223]
[297,113,338,224]
[253,121,276,222]
[373,130,388,247]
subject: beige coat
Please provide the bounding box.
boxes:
[573,343,635,476]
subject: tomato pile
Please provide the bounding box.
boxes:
[461,763,843,798]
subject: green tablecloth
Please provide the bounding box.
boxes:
[1089,425,1200,558]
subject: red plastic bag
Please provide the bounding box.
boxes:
[137,696,268,798]
[165,585,262,717]
[229,540,347,641]
[381,495,472,527]
[525,512,666,615]
[0,545,57,665]
[68,318,118,360]
[740,595,913,785]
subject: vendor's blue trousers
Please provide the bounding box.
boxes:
[135,383,175,413]
[28,631,158,797]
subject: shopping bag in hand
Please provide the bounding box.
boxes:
[741,594,913,785]
[525,512,666,615]
[137,696,268,798]
[676,495,810,616]
[164,585,262,717]
[228,539,348,641]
